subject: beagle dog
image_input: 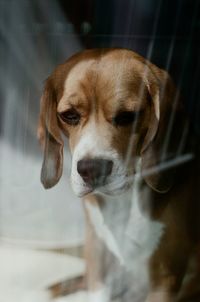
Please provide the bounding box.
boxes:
[38,48,200,301]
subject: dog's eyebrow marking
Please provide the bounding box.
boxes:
[64,59,96,92]
[58,60,97,113]
[57,95,88,113]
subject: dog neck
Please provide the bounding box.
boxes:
[84,171,165,268]
[84,164,165,300]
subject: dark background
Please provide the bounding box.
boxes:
[0,0,200,157]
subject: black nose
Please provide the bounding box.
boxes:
[77,158,113,187]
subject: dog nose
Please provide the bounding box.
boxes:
[77,158,113,186]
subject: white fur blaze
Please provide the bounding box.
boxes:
[70,120,126,197]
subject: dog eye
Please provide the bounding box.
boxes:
[58,109,80,125]
[113,111,137,126]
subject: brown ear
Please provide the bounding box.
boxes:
[141,65,187,193]
[38,79,64,189]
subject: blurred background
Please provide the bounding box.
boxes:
[0,0,199,301]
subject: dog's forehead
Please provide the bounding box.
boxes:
[67,58,125,82]
[57,50,145,112]
[64,59,97,95]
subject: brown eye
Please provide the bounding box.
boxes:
[113,111,137,126]
[58,109,80,125]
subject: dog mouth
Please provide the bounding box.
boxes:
[96,177,133,196]
[76,173,134,197]
[71,159,138,198]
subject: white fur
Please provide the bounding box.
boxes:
[85,201,124,265]
[70,120,128,197]
[125,172,165,259]
[85,161,164,266]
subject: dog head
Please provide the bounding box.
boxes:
[38,48,186,197]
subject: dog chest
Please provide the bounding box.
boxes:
[85,180,165,299]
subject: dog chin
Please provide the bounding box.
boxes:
[70,179,90,197]
[77,181,132,198]
[72,185,93,198]
[98,182,132,196]
[71,175,133,198]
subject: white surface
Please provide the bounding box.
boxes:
[0,244,86,302]
[0,139,85,248]
[55,292,88,302]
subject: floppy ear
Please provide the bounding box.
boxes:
[38,79,64,189]
[141,65,187,193]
